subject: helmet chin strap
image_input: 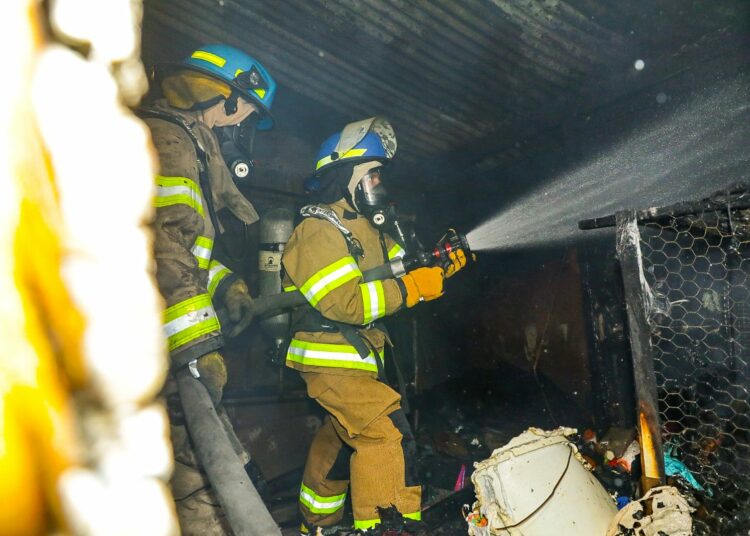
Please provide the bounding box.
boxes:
[203,96,257,129]
[224,92,239,115]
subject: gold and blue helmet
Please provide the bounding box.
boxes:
[314,117,397,176]
[162,44,276,130]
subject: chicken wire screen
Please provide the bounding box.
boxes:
[636,196,750,531]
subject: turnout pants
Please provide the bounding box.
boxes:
[299,372,422,530]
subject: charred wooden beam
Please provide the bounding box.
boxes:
[615,210,665,492]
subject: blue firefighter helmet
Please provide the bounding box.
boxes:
[174,44,276,130]
[314,117,397,176]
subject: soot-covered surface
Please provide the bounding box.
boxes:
[412,363,590,534]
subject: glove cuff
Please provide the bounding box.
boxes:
[215,272,239,304]
[171,336,224,371]
[401,274,421,308]
[396,277,408,303]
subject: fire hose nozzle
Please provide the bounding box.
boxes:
[431,228,472,266]
[401,228,472,272]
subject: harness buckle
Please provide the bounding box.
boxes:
[188,359,201,379]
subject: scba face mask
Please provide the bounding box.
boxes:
[354,167,393,227]
[215,114,259,184]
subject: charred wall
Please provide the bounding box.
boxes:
[407,31,749,431]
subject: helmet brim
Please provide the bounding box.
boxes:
[155,62,275,130]
[314,156,389,178]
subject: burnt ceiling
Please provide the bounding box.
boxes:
[141,1,749,197]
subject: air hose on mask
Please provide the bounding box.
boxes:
[240,228,472,321]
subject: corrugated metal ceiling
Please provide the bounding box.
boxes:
[141,0,748,171]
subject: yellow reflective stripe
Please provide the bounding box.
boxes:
[388,243,406,260]
[315,148,367,170]
[163,294,219,351]
[354,519,380,530]
[254,88,266,99]
[286,339,381,373]
[191,50,226,67]
[207,259,231,297]
[299,257,361,307]
[234,68,244,78]
[354,512,420,530]
[299,484,347,514]
[154,175,204,216]
[361,281,385,324]
[283,285,298,292]
[191,236,214,270]
[194,236,213,249]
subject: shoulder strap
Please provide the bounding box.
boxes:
[378,229,390,264]
[300,204,364,260]
[293,204,394,367]
[138,108,208,157]
[138,108,222,236]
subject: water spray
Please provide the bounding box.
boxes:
[460,80,749,253]
[578,185,750,229]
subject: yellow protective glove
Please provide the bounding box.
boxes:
[445,248,477,278]
[401,266,445,307]
[445,249,467,278]
[223,279,254,337]
[195,351,228,406]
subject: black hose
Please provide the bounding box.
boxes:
[250,289,307,319]
[248,259,401,319]
[176,369,281,536]
[363,262,399,283]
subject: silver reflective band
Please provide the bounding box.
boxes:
[208,261,228,282]
[188,359,200,378]
[163,305,217,337]
[156,184,200,203]
[365,283,380,320]
[191,243,211,261]
[287,344,379,368]
[304,262,359,303]
[390,258,406,278]
[299,488,346,512]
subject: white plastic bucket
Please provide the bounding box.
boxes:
[470,427,617,536]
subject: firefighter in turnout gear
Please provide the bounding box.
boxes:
[282,118,468,534]
[143,44,276,535]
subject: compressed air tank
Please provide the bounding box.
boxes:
[258,208,295,350]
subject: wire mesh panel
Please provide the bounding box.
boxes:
[638,194,750,533]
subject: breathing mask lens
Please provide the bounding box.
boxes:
[215,114,258,183]
[355,168,392,227]
[357,168,388,208]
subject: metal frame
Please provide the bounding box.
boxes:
[615,210,666,492]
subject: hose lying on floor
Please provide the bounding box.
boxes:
[177,368,281,536]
